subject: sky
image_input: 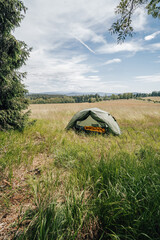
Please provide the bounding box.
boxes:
[15,0,160,93]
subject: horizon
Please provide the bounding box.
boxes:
[27,90,158,95]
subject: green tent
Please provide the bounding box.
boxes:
[66,108,121,135]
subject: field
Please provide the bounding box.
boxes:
[143,97,160,102]
[1,99,160,240]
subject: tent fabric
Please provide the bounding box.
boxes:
[66,108,121,135]
[77,115,103,127]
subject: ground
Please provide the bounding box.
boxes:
[0,99,160,240]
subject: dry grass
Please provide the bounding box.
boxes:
[29,99,160,121]
[143,96,160,101]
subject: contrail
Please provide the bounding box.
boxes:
[74,36,95,54]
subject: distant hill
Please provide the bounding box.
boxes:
[28,92,121,97]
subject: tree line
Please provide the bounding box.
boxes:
[27,91,160,104]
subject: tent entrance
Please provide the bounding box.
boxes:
[76,115,106,133]
[77,115,102,127]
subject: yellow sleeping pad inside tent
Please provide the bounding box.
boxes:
[84,126,105,133]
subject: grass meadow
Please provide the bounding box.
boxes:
[143,97,160,102]
[0,99,160,240]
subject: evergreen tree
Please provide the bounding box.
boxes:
[0,0,31,130]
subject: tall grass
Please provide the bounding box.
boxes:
[14,146,160,240]
[1,100,160,239]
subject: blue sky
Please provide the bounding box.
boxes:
[15,0,160,93]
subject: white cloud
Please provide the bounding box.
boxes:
[103,58,121,65]
[97,42,143,54]
[97,40,160,55]
[144,31,160,41]
[16,0,118,48]
[150,43,160,49]
[70,24,106,44]
[22,48,102,92]
[23,48,128,93]
[132,8,147,31]
[135,74,160,82]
